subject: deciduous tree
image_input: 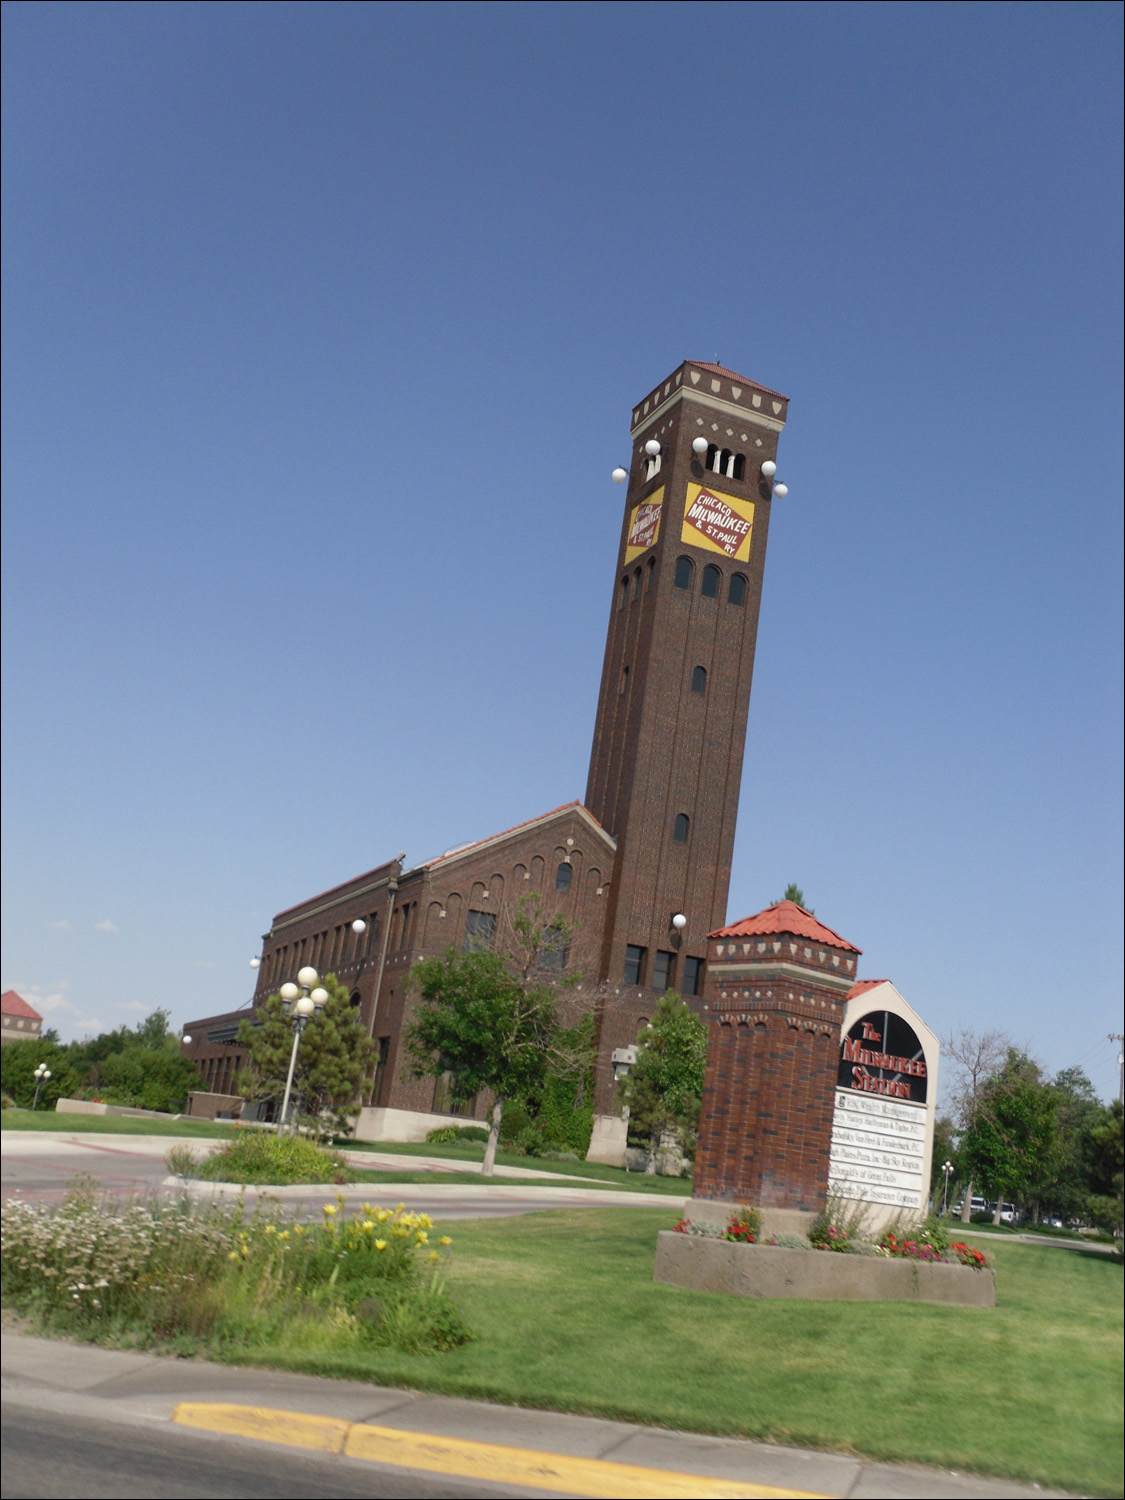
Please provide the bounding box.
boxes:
[618,992,708,1174]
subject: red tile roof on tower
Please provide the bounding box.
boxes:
[847,979,889,1000]
[689,361,789,401]
[709,900,861,953]
[1,989,43,1022]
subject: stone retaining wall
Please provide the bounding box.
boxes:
[653,1231,995,1306]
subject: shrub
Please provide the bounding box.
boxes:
[425,1126,460,1145]
[455,1126,489,1142]
[197,1132,352,1184]
[513,1126,546,1157]
[1,1186,471,1355]
[164,1145,199,1179]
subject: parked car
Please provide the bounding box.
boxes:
[951,1197,988,1218]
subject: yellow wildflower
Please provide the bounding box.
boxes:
[439,1236,452,1246]
[375,1240,387,1251]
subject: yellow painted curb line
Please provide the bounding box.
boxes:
[173,1402,831,1499]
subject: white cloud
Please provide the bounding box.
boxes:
[93,919,119,934]
[193,960,219,970]
[46,919,70,930]
[115,1000,153,1014]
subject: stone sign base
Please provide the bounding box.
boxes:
[653,1232,995,1307]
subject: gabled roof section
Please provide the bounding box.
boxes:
[710,900,861,954]
[424,802,615,871]
[690,361,789,400]
[847,979,889,1000]
[1,989,43,1021]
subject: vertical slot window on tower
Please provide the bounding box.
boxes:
[682,956,704,996]
[674,556,694,590]
[652,950,675,992]
[691,665,707,694]
[728,573,747,607]
[646,558,656,591]
[673,813,690,843]
[619,576,629,608]
[701,564,721,598]
[632,565,642,598]
[623,944,646,985]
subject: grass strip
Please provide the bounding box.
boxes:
[210,1206,1122,1497]
[1,1109,237,1138]
[343,1138,690,1193]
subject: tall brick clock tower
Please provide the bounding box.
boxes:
[586,361,788,1153]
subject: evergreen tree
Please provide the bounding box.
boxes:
[238,974,375,1138]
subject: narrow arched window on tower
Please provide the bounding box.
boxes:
[673,813,690,843]
[728,572,747,606]
[705,444,720,472]
[555,861,572,892]
[732,453,746,480]
[619,575,629,609]
[632,565,642,598]
[691,665,707,693]
[645,450,662,480]
[674,556,694,590]
[646,557,656,591]
[701,564,721,598]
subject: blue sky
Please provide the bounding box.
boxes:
[3,2,1121,1102]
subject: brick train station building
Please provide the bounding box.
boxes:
[184,359,798,1158]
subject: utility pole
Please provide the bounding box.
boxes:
[1110,1034,1124,1103]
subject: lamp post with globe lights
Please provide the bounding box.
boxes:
[32,1062,52,1111]
[277,966,329,1133]
[941,1159,954,1215]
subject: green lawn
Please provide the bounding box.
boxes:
[218,1206,1122,1497]
[343,1137,690,1193]
[1,1109,237,1139]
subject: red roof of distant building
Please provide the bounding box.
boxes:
[710,900,861,954]
[847,979,889,1000]
[1,989,43,1022]
[690,361,789,401]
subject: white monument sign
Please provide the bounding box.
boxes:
[828,981,939,1220]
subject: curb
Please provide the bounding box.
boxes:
[172,1403,827,1499]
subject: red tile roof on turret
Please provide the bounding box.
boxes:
[847,979,889,1000]
[709,900,861,953]
[1,989,43,1021]
[690,361,789,401]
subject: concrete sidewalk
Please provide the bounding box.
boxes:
[0,1331,1072,1499]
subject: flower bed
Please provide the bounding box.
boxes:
[655,1210,995,1306]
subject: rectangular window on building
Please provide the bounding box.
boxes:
[463,909,496,953]
[682,956,704,996]
[652,950,675,992]
[537,924,569,973]
[432,1070,478,1117]
[624,944,646,985]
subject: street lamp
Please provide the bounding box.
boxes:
[941,1159,954,1215]
[32,1062,52,1111]
[276,966,329,1133]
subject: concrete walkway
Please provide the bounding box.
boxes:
[1,1330,1073,1500]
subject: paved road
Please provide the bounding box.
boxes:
[0,1131,688,1220]
[1,1332,1072,1500]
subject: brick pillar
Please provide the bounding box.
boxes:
[692,903,860,1213]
